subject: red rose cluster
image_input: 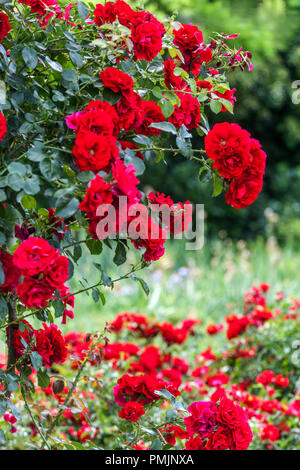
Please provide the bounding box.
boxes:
[18,0,62,27]
[173,23,213,77]
[113,373,180,421]
[93,0,165,62]
[183,396,253,450]
[0,112,7,142]
[12,237,72,315]
[205,122,267,209]
[12,320,67,366]
[0,10,11,42]
[0,249,21,294]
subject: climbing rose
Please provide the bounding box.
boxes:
[0,249,20,294]
[131,22,163,61]
[0,11,11,41]
[119,401,145,422]
[13,237,58,277]
[225,172,263,209]
[100,67,134,94]
[205,122,251,179]
[184,401,218,437]
[17,278,54,308]
[0,112,7,141]
[134,100,165,136]
[72,131,119,173]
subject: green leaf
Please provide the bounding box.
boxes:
[7,173,23,192]
[131,274,150,296]
[0,262,5,286]
[150,439,163,450]
[23,175,40,195]
[113,243,127,266]
[37,369,50,388]
[77,1,90,20]
[0,430,6,445]
[30,351,43,372]
[22,47,38,70]
[21,195,36,210]
[149,121,177,135]
[210,99,222,114]
[46,56,63,73]
[62,68,77,82]
[154,389,176,404]
[69,51,84,68]
[165,409,178,421]
[93,263,112,287]
[160,100,174,118]
[53,298,65,318]
[73,244,82,262]
[56,195,79,218]
[0,296,7,319]
[212,173,223,197]
[86,239,103,255]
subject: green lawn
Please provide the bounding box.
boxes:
[61,235,300,334]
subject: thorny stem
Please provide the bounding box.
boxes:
[21,386,52,451]
[39,338,101,450]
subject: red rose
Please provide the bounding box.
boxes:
[206,426,233,450]
[13,237,58,277]
[0,112,7,141]
[205,122,251,179]
[256,370,275,385]
[0,249,21,294]
[163,58,186,90]
[184,401,218,437]
[119,401,145,422]
[40,323,68,365]
[11,320,35,357]
[100,67,133,94]
[130,216,166,262]
[114,90,141,132]
[226,314,250,339]
[17,278,54,308]
[231,421,253,450]
[79,175,113,221]
[0,11,11,41]
[248,138,267,175]
[185,436,206,450]
[217,397,248,429]
[43,255,69,289]
[134,100,165,136]
[169,92,201,130]
[77,100,119,137]
[225,172,263,209]
[131,22,162,62]
[72,131,119,173]
[93,1,118,26]
[173,24,203,52]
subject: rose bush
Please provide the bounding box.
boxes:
[0,0,268,450]
[0,283,298,450]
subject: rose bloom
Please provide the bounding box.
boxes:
[169,92,201,130]
[13,237,58,277]
[134,100,165,136]
[43,255,69,289]
[0,11,11,41]
[0,112,7,141]
[119,401,145,422]
[72,131,119,173]
[225,172,263,209]
[164,58,186,90]
[184,401,218,437]
[100,67,133,94]
[17,278,54,309]
[0,249,20,294]
[39,323,68,365]
[256,370,275,385]
[131,22,163,62]
[173,23,204,52]
[204,122,251,179]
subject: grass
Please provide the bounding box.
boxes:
[61,235,300,334]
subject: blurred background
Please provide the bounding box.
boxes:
[64,0,300,333]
